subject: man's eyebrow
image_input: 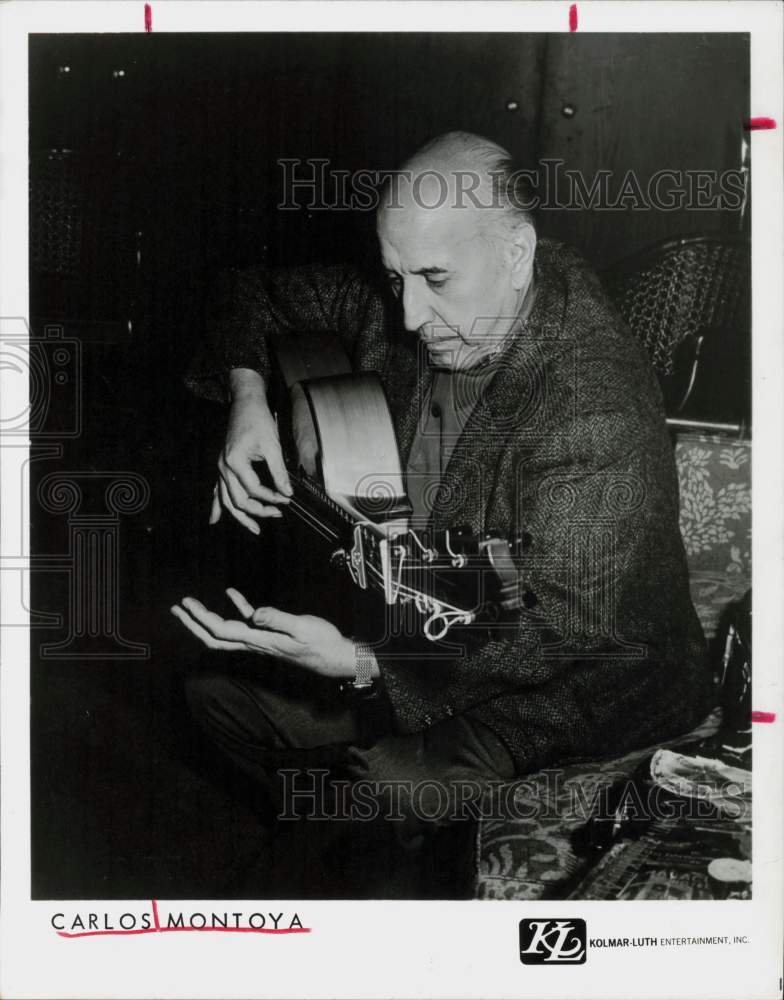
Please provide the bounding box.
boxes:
[384,266,451,277]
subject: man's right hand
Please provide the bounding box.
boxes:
[210,368,293,535]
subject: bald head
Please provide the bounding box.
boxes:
[406,129,510,170]
[379,130,535,241]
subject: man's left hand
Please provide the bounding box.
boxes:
[171,588,361,679]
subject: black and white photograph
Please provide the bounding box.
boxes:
[1,2,782,998]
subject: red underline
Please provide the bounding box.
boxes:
[569,3,578,31]
[56,900,311,938]
[57,926,311,938]
[750,710,776,723]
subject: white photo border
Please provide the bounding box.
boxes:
[1,2,782,998]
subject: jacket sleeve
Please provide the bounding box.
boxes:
[184,263,387,403]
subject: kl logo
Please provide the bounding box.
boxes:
[519,919,587,964]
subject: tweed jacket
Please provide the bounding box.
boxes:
[186,239,716,773]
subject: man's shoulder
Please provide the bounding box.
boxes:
[525,238,665,431]
[534,237,614,316]
[532,237,647,361]
[534,237,592,272]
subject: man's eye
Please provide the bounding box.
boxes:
[388,275,402,296]
[426,277,447,290]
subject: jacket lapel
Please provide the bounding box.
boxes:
[386,338,433,469]
[429,268,563,533]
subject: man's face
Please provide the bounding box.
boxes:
[378,193,528,371]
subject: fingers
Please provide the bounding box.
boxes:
[228,456,292,506]
[171,596,298,660]
[214,462,286,533]
[180,596,256,643]
[222,465,284,519]
[251,605,303,636]
[225,587,255,619]
[211,476,280,533]
[170,604,246,651]
[218,478,262,535]
[262,444,294,500]
[209,486,222,525]
[212,404,293,531]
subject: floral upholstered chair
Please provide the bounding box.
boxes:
[675,434,751,642]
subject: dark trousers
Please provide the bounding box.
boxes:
[186,656,514,897]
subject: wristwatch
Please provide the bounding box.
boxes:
[340,639,376,694]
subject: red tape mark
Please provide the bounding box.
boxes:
[744,117,776,130]
[569,3,578,31]
[750,710,776,724]
[144,3,152,32]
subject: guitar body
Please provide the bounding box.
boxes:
[274,333,411,522]
[270,333,523,640]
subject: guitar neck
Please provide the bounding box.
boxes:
[287,470,358,543]
[286,469,406,599]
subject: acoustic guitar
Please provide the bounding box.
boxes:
[270,332,523,641]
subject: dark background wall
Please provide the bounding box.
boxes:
[28,32,749,899]
[29,33,749,364]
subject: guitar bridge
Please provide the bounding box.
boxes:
[354,523,396,603]
[347,524,368,589]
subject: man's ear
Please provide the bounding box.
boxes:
[508,220,537,290]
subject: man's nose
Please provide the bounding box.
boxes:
[401,280,432,332]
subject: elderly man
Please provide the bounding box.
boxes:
[175,132,714,892]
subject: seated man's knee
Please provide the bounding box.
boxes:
[185,669,230,732]
[185,668,282,751]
